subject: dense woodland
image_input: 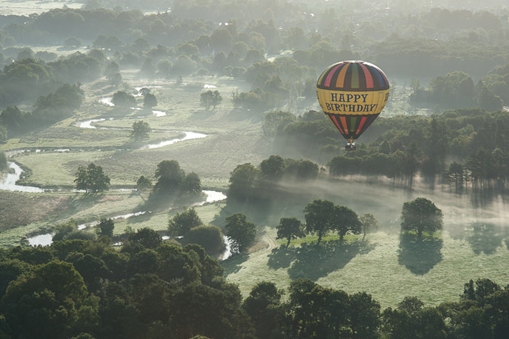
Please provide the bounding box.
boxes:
[1,0,509,338]
[0,235,509,339]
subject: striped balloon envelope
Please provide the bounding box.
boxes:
[316,60,390,146]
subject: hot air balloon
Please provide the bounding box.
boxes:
[316,60,390,150]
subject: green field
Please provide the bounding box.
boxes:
[1,69,508,309]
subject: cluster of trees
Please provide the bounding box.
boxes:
[0,51,101,107]
[276,200,380,247]
[227,154,320,201]
[74,163,111,193]
[0,230,255,339]
[273,196,439,249]
[72,159,202,198]
[0,83,84,139]
[168,207,257,255]
[410,70,506,111]
[263,107,509,194]
[2,231,508,338]
[200,90,222,111]
[150,160,201,197]
[0,2,508,130]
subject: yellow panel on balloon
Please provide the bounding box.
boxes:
[316,88,390,116]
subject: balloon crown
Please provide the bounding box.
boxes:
[317,60,390,91]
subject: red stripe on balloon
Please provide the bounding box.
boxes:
[359,63,374,89]
[323,63,343,87]
[356,116,368,134]
[330,115,345,134]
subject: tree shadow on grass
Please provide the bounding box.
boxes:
[267,247,298,270]
[220,253,249,276]
[466,223,509,255]
[398,233,443,275]
[287,240,375,281]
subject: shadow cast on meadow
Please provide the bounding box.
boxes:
[220,253,250,276]
[272,240,375,281]
[466,223,509,255]
[398,233,443,275]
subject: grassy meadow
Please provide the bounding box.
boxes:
[1,65,508,309]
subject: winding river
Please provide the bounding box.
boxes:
[26,189,227,247]
[1,118,229,256]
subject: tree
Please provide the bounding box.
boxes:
[1,260,90,339]
[0,151,7,172]
[200,90,222,110]
[262,111,297,137]
[96,218,114,238]
[360,214,379,241]
[111,91,136,107]
[127,227,162,249]
[52,219,79,242]
[185,226,225,254]
[225,213,256,253]
[349,292,381,339]
[304,199,335,244]
[168,208,203,237]
[143,93,157,109]
[333,205,361,241]
[153,160,185,194]
[74,163,110,193]
[182,172,201,195]
[243,282,284,339]
[130,120,150,141]
[446,161,466,192]
[228,163,260,201]
[136,175,152,192]
[401,197,443,238]
[260,155,286,181]
[104,61,120,77]
[276,217,305,247]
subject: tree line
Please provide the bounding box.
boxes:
[266,106,509,195]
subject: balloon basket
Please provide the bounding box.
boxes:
[345,143,357,151]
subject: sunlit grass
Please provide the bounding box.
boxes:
[225,228,509,309]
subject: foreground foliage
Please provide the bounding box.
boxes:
[0,234,507,339]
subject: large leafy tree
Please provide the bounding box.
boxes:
[360,213,379,241]
[182,172,201,195]
[96,218,114,238]
[227,163,260,201]
[153,160,185,194]
[243,282,284,339]
[130,120,151,141]
[168,208,203,237]
[333,205,361,241]
[260,155,286,181]
[401,197,443,238]
[143,93,157,108]
[111,90,136,107]
[276,217,305,247]
[304,199,335,244]
[225,213,256,253]
[200,90,222,110]
[185,226,225,255]
[74,163,110,193]
[1,260,92,339]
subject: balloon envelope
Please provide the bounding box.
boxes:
[316,60,390,143]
